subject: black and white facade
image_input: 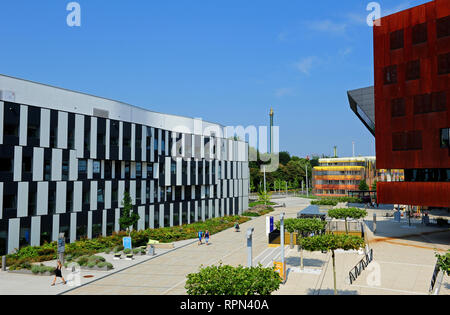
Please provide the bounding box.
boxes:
[0,75,249,254]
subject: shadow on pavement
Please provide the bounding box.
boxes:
[307,288,359,295]
[285,257,324,268]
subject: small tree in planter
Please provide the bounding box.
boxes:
[436,250,450,276]
[119,191,140,236]
[300,234,365,295]
[328,208,367,234]
[276,218,327,269]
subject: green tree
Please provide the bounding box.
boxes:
[358,180,369,191]
[300,234,365,295]
[371,180,378,191]
[279,151,291,166]
[276,218,327,269]
[436,250,450,276]
[185,264,282,295]
[327,208,368,234]
[257,188,272,205]
[119,191,140,236]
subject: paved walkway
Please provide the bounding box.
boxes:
[1,197,448,295]
[65,198,309,295]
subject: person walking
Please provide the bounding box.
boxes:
[51,260,66,286]
[198,230,203,245]
[205,230,211,246]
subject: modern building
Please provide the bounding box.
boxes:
[349,0,450,208]
[374,0,450,207]
[312,156,377,197]
[0,74,250,254]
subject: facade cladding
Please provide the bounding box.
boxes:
[312,157,376,197]
[0,75,250,254]
[374,0,450,207]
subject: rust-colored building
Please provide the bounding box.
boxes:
[374,0,450,207]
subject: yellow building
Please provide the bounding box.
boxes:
[312,157,376,197]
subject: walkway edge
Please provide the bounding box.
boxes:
[59,239,198,295]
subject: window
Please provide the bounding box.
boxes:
[68,129,75,150]
[84,123,90,153]
[0,158,13,172]
[136,162,142,177]
[406,60,420,81]
[125,162,130,178]
[414,92,446,114]
[97,188,104,203]
[67,188,73,212]
[97,131,105,146]
[384,65,397,85]
[412,23,427,45]
[27,125,40,142]
[62,160,69,181]
[78,159,88,175]
[44,158,51,181]
[392,131,422,151]
[4,194,16,209]
[4,123,19,137]
[110,121,119,147]
[147,163,153,178]
[93,160,101,175]
[438,52,450,75]
[22,156,32,174]
[441,128,450,148]
[146,127,152,150]
[104,161,111,178]
[390,29,404,50]
[437,15,450,39]
[28,191,37,216]
[48,190,56,214]
[112,186,118,204]
[171,160,176,175]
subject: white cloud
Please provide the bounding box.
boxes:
[338,47,353,57]
[275,87,294,97]
[295,56,319,75]
[307,19,347,35]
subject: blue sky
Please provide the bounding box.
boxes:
[0,0,431,158]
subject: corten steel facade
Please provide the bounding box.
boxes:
[374,0,450,207]
[312,157,376,197]
[0,74,250,254]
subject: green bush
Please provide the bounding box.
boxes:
[123,248,132,255]
[311,199,338,206]
[242,212,260,217]
[3,216,250,268]
[97,262,114,270]
[87,261,96,268]
[185,264,282,295]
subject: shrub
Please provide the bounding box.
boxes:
[185,264,282,295]
[311,199,338,206]
[97,262,114,270]
[87,261,96,268]
[123,248,132,255]
[242,212,260,217]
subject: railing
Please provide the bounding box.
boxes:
[348,248,373,285]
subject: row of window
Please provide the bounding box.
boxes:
[390,16,450,50]
[384,53,450,85]
[404,168,450,182]
[2,102,227,160]
[315,180,361,186]
[314,171,363,176]
[392,128,450,151]
[391,91,447,117]
[2,182,238,218]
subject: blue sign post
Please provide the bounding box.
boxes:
[123,237,132,250]
[270,216,274,233]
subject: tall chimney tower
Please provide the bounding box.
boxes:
[269,107,274,154]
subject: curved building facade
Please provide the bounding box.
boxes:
[0,74,249,254]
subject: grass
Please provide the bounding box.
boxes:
[249,201,276,208]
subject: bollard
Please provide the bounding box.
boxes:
[148,245,155,256]
[373,213,377,234]
[2,256,6,271]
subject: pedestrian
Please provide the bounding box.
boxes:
[198,230,203,245]
[205,230,210,246]
[51,260,66,286]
